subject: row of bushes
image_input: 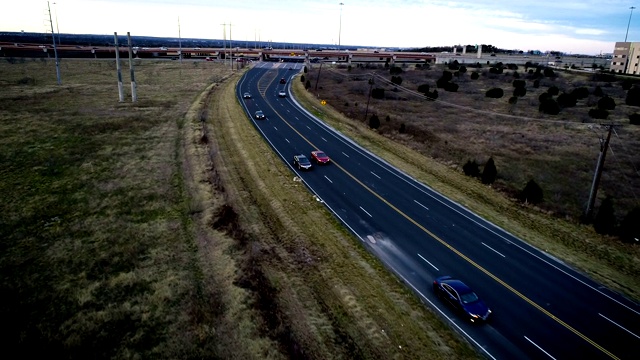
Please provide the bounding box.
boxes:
[463,158,639,243]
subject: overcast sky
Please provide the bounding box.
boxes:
[3,0,639,55]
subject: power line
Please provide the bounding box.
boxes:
[612,126,640,177]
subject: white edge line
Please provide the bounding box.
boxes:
[417,253,439,271]
[598,313,640,340]
[524,336,556,360]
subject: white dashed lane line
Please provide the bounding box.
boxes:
[417,253,439,271]
[360,206,372,217]
[414,200,429,211]
[481,242,506,258]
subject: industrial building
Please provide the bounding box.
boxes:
[610,41,640,74]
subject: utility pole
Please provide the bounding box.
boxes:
[114,32,124,102]
[47,1,61,85]
[364,77,374,122]
[314,62,323,91]
[584,124,617,221]
[178,16,182,64]
[221,23,227,66]
[127,32,137,102]
[229,23,232,64]
[338,2,344,50]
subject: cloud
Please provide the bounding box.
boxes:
[575,28,608,36]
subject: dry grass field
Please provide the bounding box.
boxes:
[0,58,480,359]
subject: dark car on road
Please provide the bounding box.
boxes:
[433,276,491,323]
[293,154,312,170]
[254,110,265,120]
[279,77,286,84]
[310,150,330,164]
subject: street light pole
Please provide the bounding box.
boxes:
[338,3,344,50]
[625,6,635,42]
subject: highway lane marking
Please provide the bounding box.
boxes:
[417,253,439,271]
[251,86,620,360]
[360,206,372,217]
[324,175,333,183]
[524,336,556,360]
[481,242,506,258]
[285,138,290,143]
[321,137,328,142]
[598,313,640,340]
[273,126,278,130]
[414,200,429,210]
[370,171,381,179]
[342,152,349,157]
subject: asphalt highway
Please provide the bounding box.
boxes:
[237,62,640,360]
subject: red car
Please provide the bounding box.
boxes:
[310,150,330,164]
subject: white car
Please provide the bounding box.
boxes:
[278,90,286,98]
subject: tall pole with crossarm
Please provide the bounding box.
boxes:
[338,3,344,50]
[47,1,61,85]
[626,6,636,42]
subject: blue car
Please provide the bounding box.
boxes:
[293,154,312,170]
[433,276,491,323]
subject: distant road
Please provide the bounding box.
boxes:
[236,61,638,360]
